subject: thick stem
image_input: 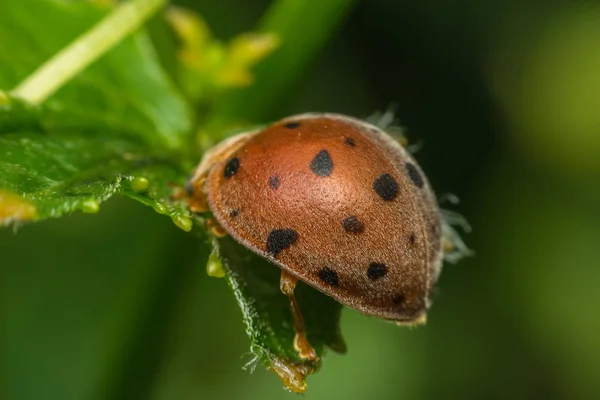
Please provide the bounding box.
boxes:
[11,0,167,105]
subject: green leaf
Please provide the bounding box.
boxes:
[195,2,356,384]
[217,236,346,393]
[0,114,191,227]
[1,0,350,394]
[0,0,193,226]
[0,0,191,150]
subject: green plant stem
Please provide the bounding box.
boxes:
[11,0,167,105]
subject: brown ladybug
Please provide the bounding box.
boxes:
[187,113,450,360]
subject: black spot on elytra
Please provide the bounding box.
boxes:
[344,137,356,146]
[373,173,398,201]
[405,162,424,188]
[367,262,388,281]
[408,233,416,245]
[266,229,298,257]
[392,294,406,305]
[342,216,364,234]
[229,209,239,218]
[310,149,333,177]
[284,122,301,129]
[318,267,339,286]
[268,175,280,190]
[224,157,240,179]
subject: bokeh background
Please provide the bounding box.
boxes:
[3,1,600,399]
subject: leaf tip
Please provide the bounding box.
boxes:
[328,336,347,354]
[152,202,168,214]
[171,214,193,232]
[164,5,211,48]
[0,190,37,226]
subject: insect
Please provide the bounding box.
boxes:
[187,113,460,360]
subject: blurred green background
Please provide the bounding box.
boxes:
[3,1,600,399]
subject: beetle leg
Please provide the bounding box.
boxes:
[170,187,187,201]
[279,270,318,361]
[180,172,228,237]
[206,218,227,237]
[186,174,211,214]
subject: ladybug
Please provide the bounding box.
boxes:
[187,113,447,360]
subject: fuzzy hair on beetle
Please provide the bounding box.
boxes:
[186,112,471,360]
